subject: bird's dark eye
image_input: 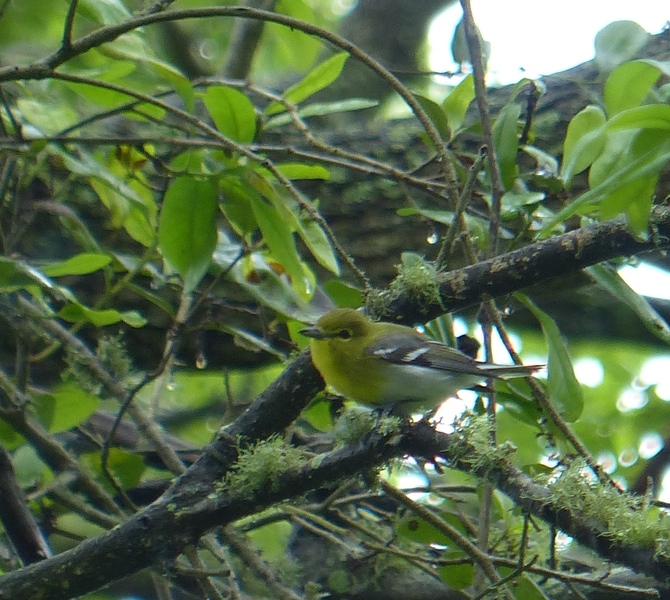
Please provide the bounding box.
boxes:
[338,329,352,340]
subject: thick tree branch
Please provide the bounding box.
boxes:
[382,206,670,325]
[1,418,668,599]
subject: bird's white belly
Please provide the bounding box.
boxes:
[379,363,482,410]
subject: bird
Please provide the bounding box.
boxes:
[300,308,543,413]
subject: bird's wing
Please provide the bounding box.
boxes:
[364,334,487,376]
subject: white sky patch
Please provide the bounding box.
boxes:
[619,263,670,300]
[429,1,668,85]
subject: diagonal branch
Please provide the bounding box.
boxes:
[382,206,670,325]
[1,418,668,600]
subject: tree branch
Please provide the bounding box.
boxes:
[1,418,668,599]
[381,206,670,325]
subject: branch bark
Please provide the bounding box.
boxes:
[1,415,669,599]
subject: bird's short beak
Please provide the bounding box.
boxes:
[300,326,329,339]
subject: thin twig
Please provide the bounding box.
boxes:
[61,0,79,50]
[381,480,514,600]
[459,0,505,256]
[220,526,305,600]
[0,6,462,207]
[436,146,486,268]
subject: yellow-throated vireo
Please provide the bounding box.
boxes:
[301,308,543,412]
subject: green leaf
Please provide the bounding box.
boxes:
[35,383,100,433]
[202,85,257,143]
[492,103,521,190]
[598,174,657,235]
[560,105,606,184]
[587,130,637,189]
[262,0,321,75]
[540,144,670,237]
[264,99,378,128]
[414,94,450,140]
[498,569,550,600]
[594,20,650,73]
[219,176,259,237]
[248,193,307,297]
[265,52,349,116]
[587,264,670,345]
[41,253,112,277]
[396,514,451,546]
[438,561,473,591]
[604,60,662,115]
[106,448,146,490]
[442,74,475,136]
[516,293,584,422]
[501,191,545,216]
[158,176,218,292]
[274,163,330,181]
[59,303,147,328]
[322,279,364,308]
[301,399,334,432]
[522,145,559,178]
[0,256,56,292]
[247,521,292,561]
[65,148,157,247]
[606,104,670,131]
[298,214,339,274]
[79,0,131,24]
[214,250,311,319]
[16,97,79,136]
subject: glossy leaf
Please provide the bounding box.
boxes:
[594,20,650,72]
[516,293,584,422]
[79,0,131,24]
[540,145,670,236]
[442,74,475,135]
[265,52,349,115]
[599,174,657,235]
[604,60,662,115]
[203,85,257,143]
[35,383,100,433]
[264,99,378,128]
[158,176,218,292]
[607,104,670,131]
[59,302,147,328]
[560,105,606,184]
[587,130,637,189]
[213,250,312,320]
[69,149,158,247]
[492,103,521,189]
[0,257,57,292]
[499,569,550,600]
[438,561,473,591]
[219,176,259,238]
[414,93,450,140]
[41,253,112,277]
[106,448,146,490]
[248,193,308,297]
[274,163,330,181]
[298,214,340,274]
[501,191,545,216]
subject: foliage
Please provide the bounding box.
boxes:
[0,2,668,600]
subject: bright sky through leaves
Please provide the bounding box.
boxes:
[429,0,668,85]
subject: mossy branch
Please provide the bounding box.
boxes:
[1,418,668,599]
